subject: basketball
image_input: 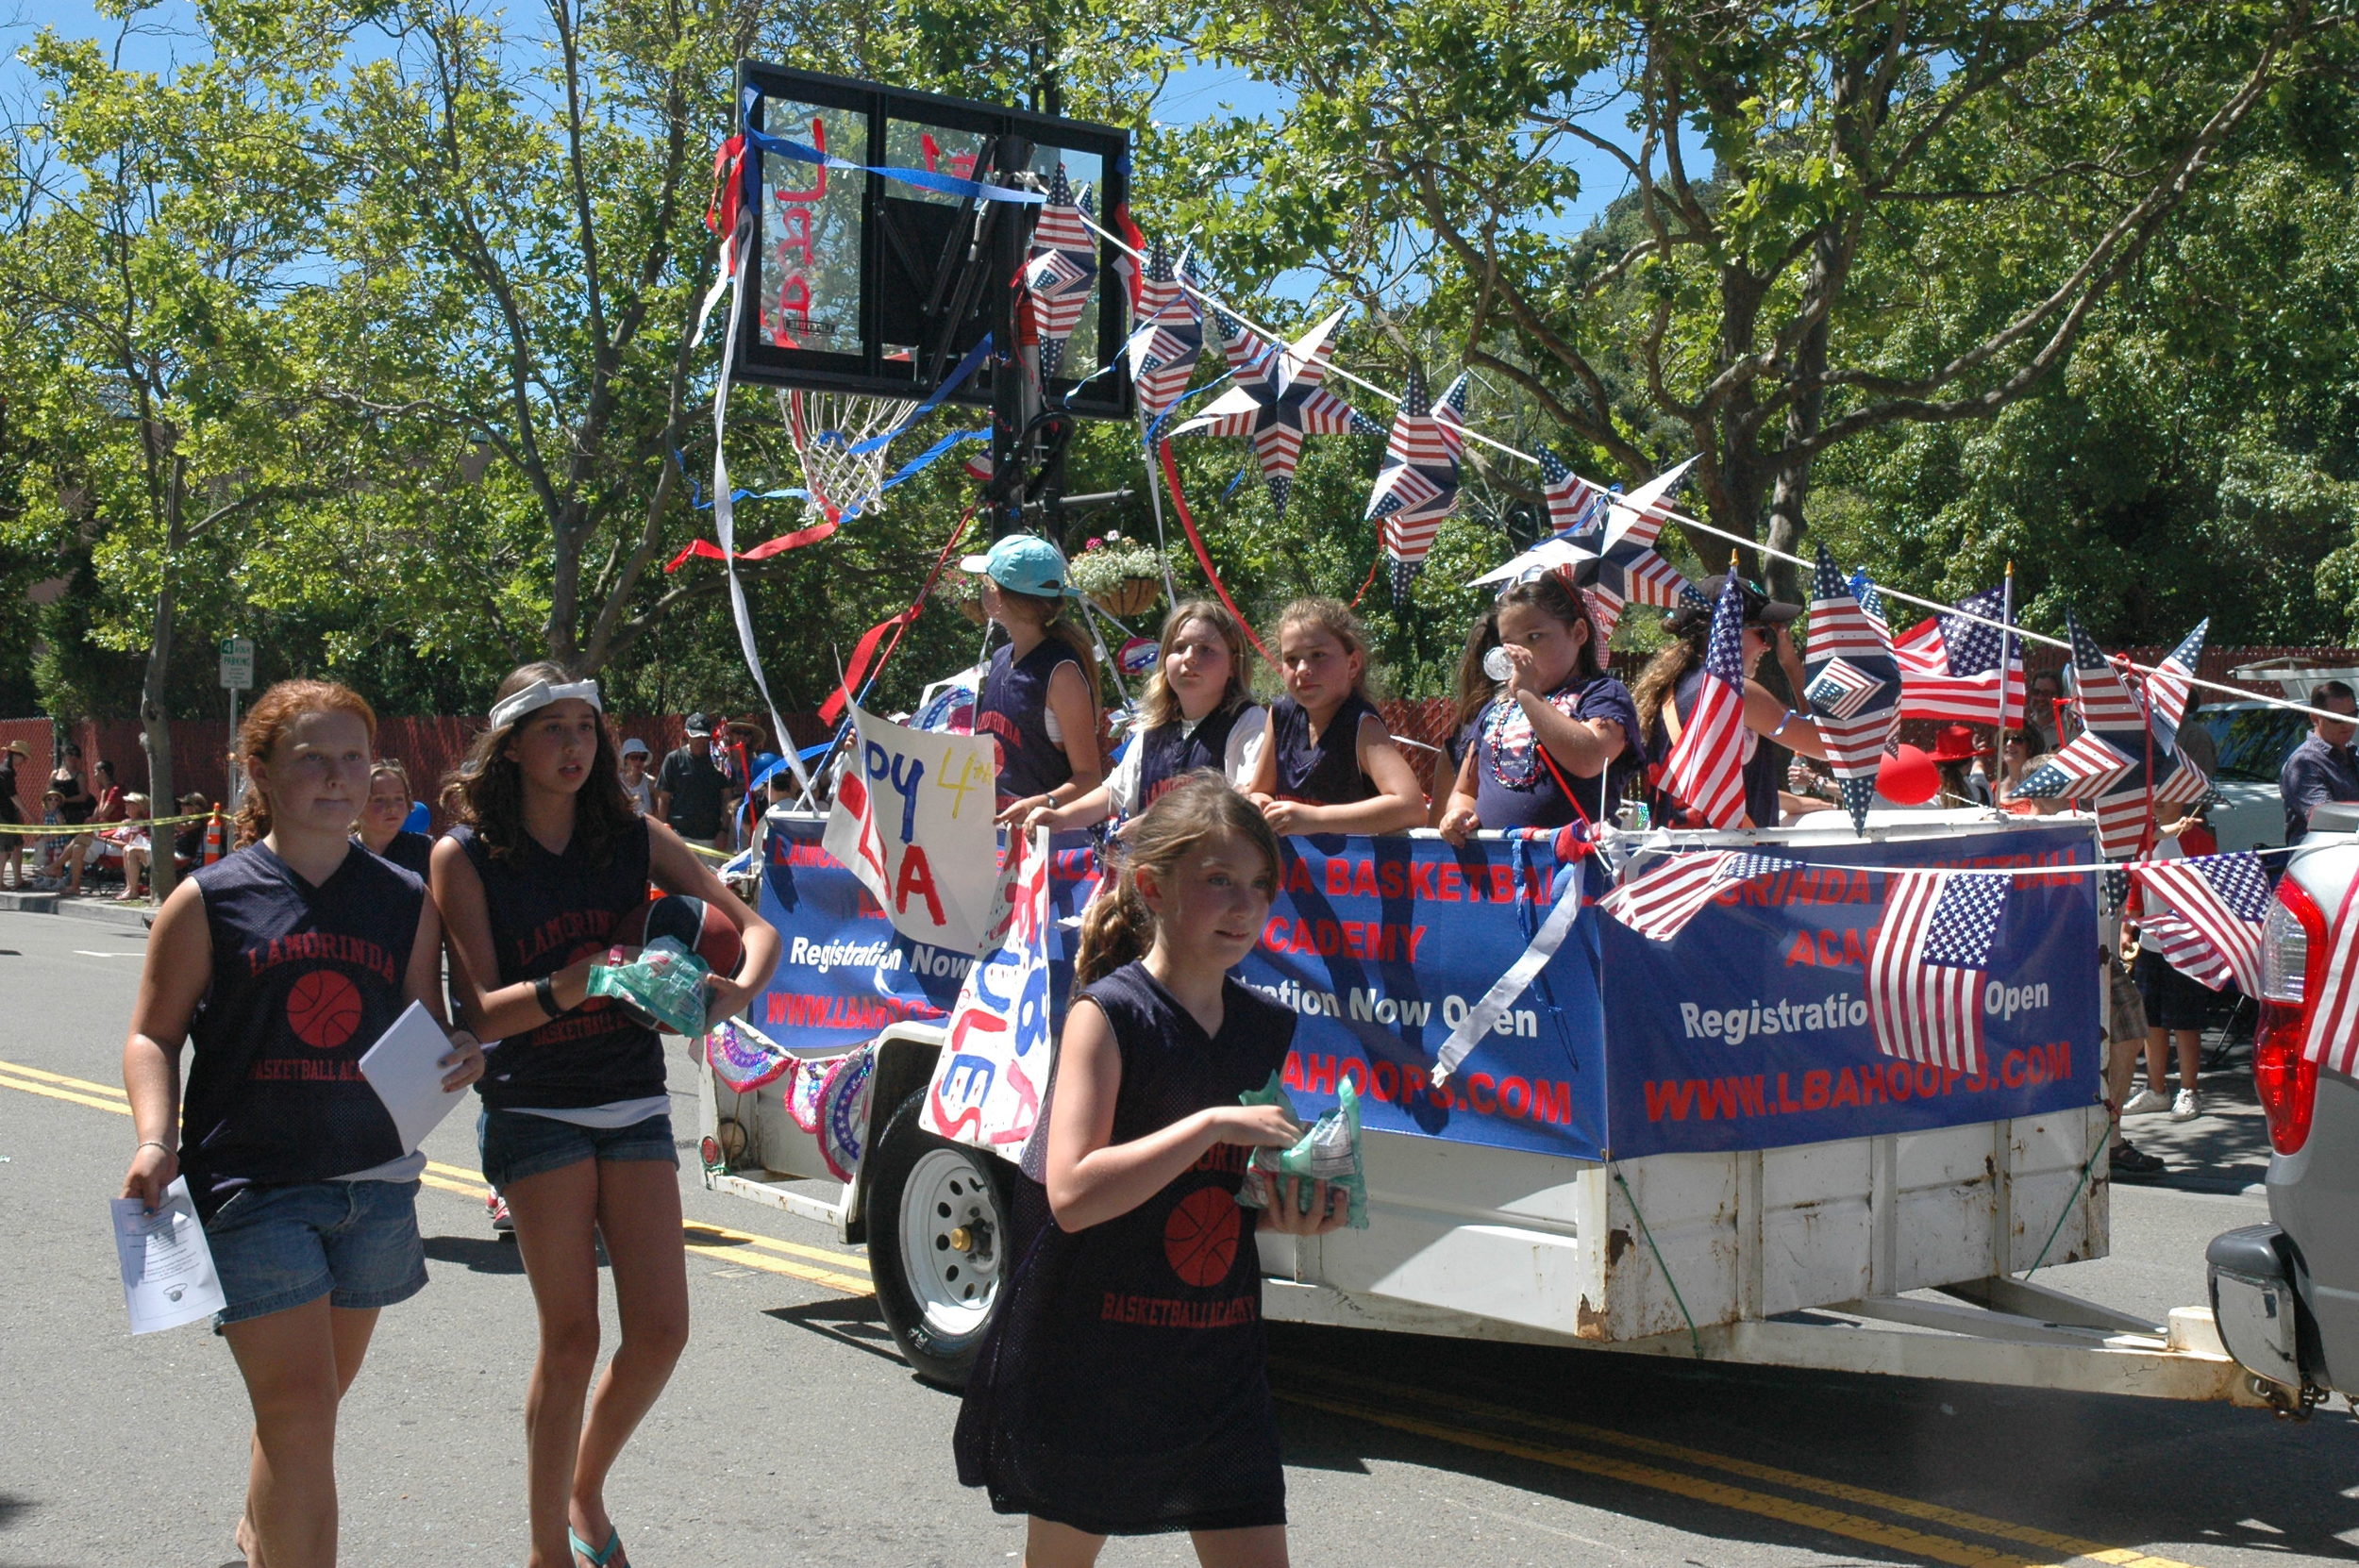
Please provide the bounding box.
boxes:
[611,894,743,979]
[286,970,363,1050]
[1163,1186,1242,1289]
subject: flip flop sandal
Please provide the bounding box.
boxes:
[569,1525,628,1567]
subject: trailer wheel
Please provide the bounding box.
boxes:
[867,1090,1014,1388]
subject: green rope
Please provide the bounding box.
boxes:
[1612,1163,1703,1358]
[2024,1122,2115,1278]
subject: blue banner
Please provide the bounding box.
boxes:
[755,817,2100,1164]
[1600,826,2100,1158]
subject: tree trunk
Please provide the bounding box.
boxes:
[140,455,185,903]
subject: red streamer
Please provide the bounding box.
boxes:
[1155,440,1273,667]
[816,494,986,727]
[665,516,839,574]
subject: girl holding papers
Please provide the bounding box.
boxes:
[119,679,484,1568]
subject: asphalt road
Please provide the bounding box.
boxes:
[4,906,2354,1568]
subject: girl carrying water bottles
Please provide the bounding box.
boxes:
[956,773,1349,1566]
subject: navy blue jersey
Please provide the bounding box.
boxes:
[366,829,433,879]
[180,843,421,1218]
[1473,674,1646,829]
[1134,702,1255,810]
[450,818,661,1109]
[956,962,1294,1534]
[1265,692,1377,806]
[979,639,1083,803]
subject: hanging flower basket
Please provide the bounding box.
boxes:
[1068,535,1167,621]
[932,573,988,625]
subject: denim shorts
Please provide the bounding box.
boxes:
[205,1179,427,1329]
[477,1108,678,1191]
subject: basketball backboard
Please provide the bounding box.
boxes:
[731,62,1133,423]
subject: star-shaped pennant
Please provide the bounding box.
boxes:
[1802,544,1901,833]
[1539,448,1608,540]
[1024,170,1097,378]
[1367,370,1470,597]
[1569,456,1698,639]
[1120,238,1203,423]
[2012,612,2212,859]
[2144,618,2208,757]
[1168,306,1380,514]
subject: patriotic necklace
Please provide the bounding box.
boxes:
[1483,677,1581,790]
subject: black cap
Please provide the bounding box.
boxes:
[1669,574,1803,633]
[685,712,713,737]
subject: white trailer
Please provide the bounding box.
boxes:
[698,813,2267,1406]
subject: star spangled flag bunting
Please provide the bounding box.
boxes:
[1539,448,1608,541]
[2305,878,2359,1076]
[1169,306,1380,514]
[2145,618,2209,756]
[1803,544,1901,832]
[1661,568,1751,828]
[1894,585,2025,723]
[1023,170,1096,378]
[1868,870,2009,1076]
[2133,849,2271,993]
[1849,567,1890,642]
[1368,369,1470,597]
[1600,851,1802,942]
[2011,613,2212,859]
[1121,238,1204,422]
[1573,458,1698,641]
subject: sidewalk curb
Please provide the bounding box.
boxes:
[51,899,155,935]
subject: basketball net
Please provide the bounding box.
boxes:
[781,388,917,525]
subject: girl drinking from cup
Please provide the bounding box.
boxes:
[1243,597,1424,836]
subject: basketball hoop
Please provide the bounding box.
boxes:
[782,388,917,524]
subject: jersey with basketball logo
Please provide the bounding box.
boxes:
[955,961,1294,1535]
[449,818,660,1110]
[181,842,421,1217]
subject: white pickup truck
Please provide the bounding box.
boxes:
[702,809,2268,1406]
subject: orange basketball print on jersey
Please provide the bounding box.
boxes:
[1163,1186,1241,1289]
[286,970,363,1049]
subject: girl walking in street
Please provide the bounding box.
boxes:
[956,774,1347,1565]
[119,679,483,1568]
[432,661,778,1568]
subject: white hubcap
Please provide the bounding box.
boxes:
[900,1148,1001,1337]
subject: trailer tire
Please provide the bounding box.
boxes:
[867,1090,1015,1388]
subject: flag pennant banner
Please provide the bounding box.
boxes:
[1600,850,1802,942]
[2012,612,2212,859]
[1023,171,1097,378]
[1169,306,1380,514]
[1540,448,1608,541]
[1895,585,2025,723]
[1573,457,1697,641]
[2134,850,2271,993]
[1661,569,1752,828]
[2145,618,2209,757]
[1867,870,2010,1076]
[1849,567,1891,642]
[2306,877,2359,1076]
[1802,543,1901,833]
[1367,369,1470,597]
[1121,238,1204,422]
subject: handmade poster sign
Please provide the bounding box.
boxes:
[822,703,1003,953]
[922,827,1055,1157]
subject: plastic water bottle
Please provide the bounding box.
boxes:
[1483,645,1515,682]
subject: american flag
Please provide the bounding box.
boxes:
[1023,171,1096,377]
[1169,306,1379,514]
[1601,850,1801,942]
[1868,871,2009,1076]
[1121,238,1203,421]
[1895,585,2025,723]
[1661,569,1752,828]
[1368,370,1469,596]
[2144,619,2209,756]
[2135,850,2271,993]
[1849,567,1890,641]
[1803,544,1901,833]
[2011,612,2211,860]
[2306,876,2359,1076]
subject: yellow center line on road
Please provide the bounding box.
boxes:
[0,1057,874,1294]
[1276,1362,2206,1568]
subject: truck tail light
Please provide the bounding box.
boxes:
[2253,877,2327,1157]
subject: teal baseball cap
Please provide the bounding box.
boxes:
[960,534,1081,599]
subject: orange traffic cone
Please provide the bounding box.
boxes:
[200,807,226,866]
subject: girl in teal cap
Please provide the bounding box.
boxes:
[962,534,1105,821]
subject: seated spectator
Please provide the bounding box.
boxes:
[2281,679,2359,844]
[170,791,210,872]
[109,793,155,902]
